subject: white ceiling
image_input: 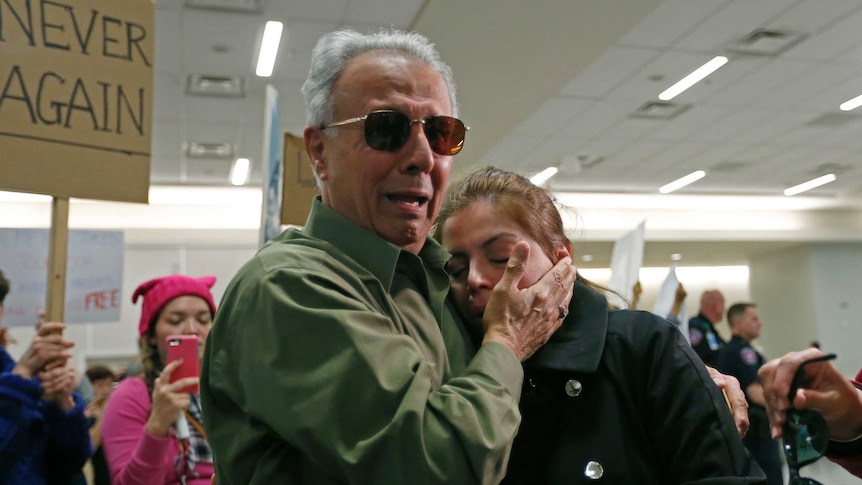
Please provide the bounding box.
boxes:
[149,0,862,267]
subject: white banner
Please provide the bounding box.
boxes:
[607,221,645,308]
[653,265,689,341]
[0,229,123,326]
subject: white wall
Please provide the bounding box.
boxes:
[749,245,819,360]
[809,243,862,377]
[750,243,862,377]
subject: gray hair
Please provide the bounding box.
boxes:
[301,28,459,129]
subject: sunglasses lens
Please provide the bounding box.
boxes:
[424,116,467,155]
[364,111,411,151]
[362,111,467,155]
[784,409,829,467]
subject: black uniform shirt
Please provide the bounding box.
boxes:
[688,313,726,366]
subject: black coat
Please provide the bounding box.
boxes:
[502,281,766,484]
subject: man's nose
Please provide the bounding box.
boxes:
[399,124,436,174]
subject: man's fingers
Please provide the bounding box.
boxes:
[541,256,576,299]
[497,241,530,291]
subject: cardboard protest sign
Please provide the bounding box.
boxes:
[280,132,319,227]
[0,0,154,203]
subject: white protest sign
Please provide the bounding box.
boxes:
[653,265,689,341]
[0,229,123,326]
[607,221,645,308]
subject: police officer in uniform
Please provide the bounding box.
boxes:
[716,302,782,485]
[688,289,726,366]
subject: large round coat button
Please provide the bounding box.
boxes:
[564,379,583,397]
[584,461,603,479]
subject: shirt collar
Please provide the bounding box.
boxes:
[300,197,450,289]
[523,279,608,374]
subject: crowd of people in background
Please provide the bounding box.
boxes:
[1,25,861,485]
[0,270,217,485]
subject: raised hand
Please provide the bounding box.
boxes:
[39,361,76,411]
[759,348,862,440]
[145,359,199,437]
[13,322,73,379]
[482,242,577,361]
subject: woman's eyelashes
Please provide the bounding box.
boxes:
[444,255,510,281]
[444,259,468,279]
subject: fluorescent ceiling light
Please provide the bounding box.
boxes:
[554,192,847,211]
[530,167,559,186]
[255,21,283,77]
[784,174,836,196]
[839,94,862,111]
[230,158,251,186]
[658,56,728,101]
[659,170,706,194]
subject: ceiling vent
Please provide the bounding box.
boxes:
[185,142,235,159]
[560,154,605,172]
[185,0,261,13]
[810,162,852,175]
[805,112,861,127]
[726,29,806,56]
[711,160,748,172]
[630,101,691,120]
[186,75,245,97]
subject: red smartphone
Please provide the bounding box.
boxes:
[165,335,199,394]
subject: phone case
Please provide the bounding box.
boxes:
[165,335,199,394]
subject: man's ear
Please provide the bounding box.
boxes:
[305,126,327,181]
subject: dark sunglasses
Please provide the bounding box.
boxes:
[782,353,837,485]
[322,110,468,156]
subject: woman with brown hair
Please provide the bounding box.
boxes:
[434,167,765,484]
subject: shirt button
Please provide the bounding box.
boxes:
[584,461,603,479]
[564,379,582,397]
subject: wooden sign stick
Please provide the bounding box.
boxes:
[45,196,69,332]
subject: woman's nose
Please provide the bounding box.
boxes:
[466,265,493,291]
[183,318,202,334]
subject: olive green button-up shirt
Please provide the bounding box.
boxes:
[201,198,523,485]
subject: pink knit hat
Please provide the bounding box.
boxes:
[132,275,217,338]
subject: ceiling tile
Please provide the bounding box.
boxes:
[344,0,423,27]
[511,96,593,136]
[559,45,659,98]
[676,0,799,51]
[618,0,726,48]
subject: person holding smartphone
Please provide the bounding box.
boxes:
[759,347,862,478]
[101,275,216,485]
